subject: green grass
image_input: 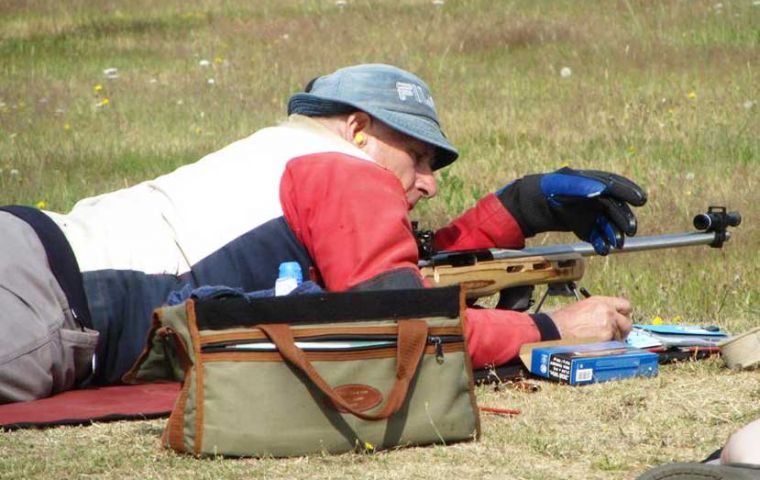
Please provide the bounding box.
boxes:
[1,0,758,478]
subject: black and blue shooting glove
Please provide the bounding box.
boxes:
[497,167,647,255]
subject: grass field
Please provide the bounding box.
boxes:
[0,0,758,478]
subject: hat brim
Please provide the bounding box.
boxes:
[288,92,458,170]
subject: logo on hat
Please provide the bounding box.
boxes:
[396,82,435,108]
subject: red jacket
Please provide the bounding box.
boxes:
[281,152,560,369]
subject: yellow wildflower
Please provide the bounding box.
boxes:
[363,441,375,452]
[195,127,202,135]
[672,315,683,323]
[214,56,224,64]
[182,11,204,19]
[687,91,697,100]
[35,200,47,209]
[98,98,110,107]
[652,316,664,325]
[94,84,104,93]
[63,123,71,131]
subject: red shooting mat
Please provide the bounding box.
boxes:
[0,383,180,430]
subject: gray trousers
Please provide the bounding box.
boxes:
[0,212,99,403]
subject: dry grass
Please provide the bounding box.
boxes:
[1,363,758,480]
[0,0,758,478]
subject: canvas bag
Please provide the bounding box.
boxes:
[123,286,480,457]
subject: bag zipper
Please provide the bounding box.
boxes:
[201,334,462,362]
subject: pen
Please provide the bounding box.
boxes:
[569,282,592,300]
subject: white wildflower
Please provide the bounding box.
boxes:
[560,67,572,78]
[714,2,723,9]
[433,0,445,6]
[149,78,158,84]
[743,100,754,109]
[207,78,216,85]
[754,0,760,6]
[103,67,119,79]
[282,33,290,40]
[199,59,211,67]
[335,0,347,8]
[176,99,184,105]
[10,168,19,177]
[685,172,695,181]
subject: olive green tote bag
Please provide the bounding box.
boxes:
[124,286,480,457]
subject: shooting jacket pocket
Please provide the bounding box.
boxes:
[59,327,99,387]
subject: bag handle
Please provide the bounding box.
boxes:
[257,320,428,421]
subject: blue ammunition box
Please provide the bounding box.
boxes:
[529,341,659,385]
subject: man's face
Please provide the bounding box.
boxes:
[363,121,437,208]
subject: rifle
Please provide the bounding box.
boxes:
[415,206,741,312]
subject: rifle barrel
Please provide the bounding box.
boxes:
[489,231,727,260]
[418,231,729,267]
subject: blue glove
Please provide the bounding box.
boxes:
[497,167,647,255]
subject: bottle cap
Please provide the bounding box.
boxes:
[278,262,303,282]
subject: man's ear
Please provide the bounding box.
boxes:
[344,112,373,143]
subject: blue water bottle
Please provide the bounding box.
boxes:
[275,262,302,296]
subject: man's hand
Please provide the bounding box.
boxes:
[497,167,647,255]
[549,296,633,341]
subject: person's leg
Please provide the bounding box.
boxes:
[0,212,98,403]
[722,419,760,465]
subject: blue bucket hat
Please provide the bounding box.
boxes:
[288,64,458,170]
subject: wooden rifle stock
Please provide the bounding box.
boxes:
[420,253,585,299]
